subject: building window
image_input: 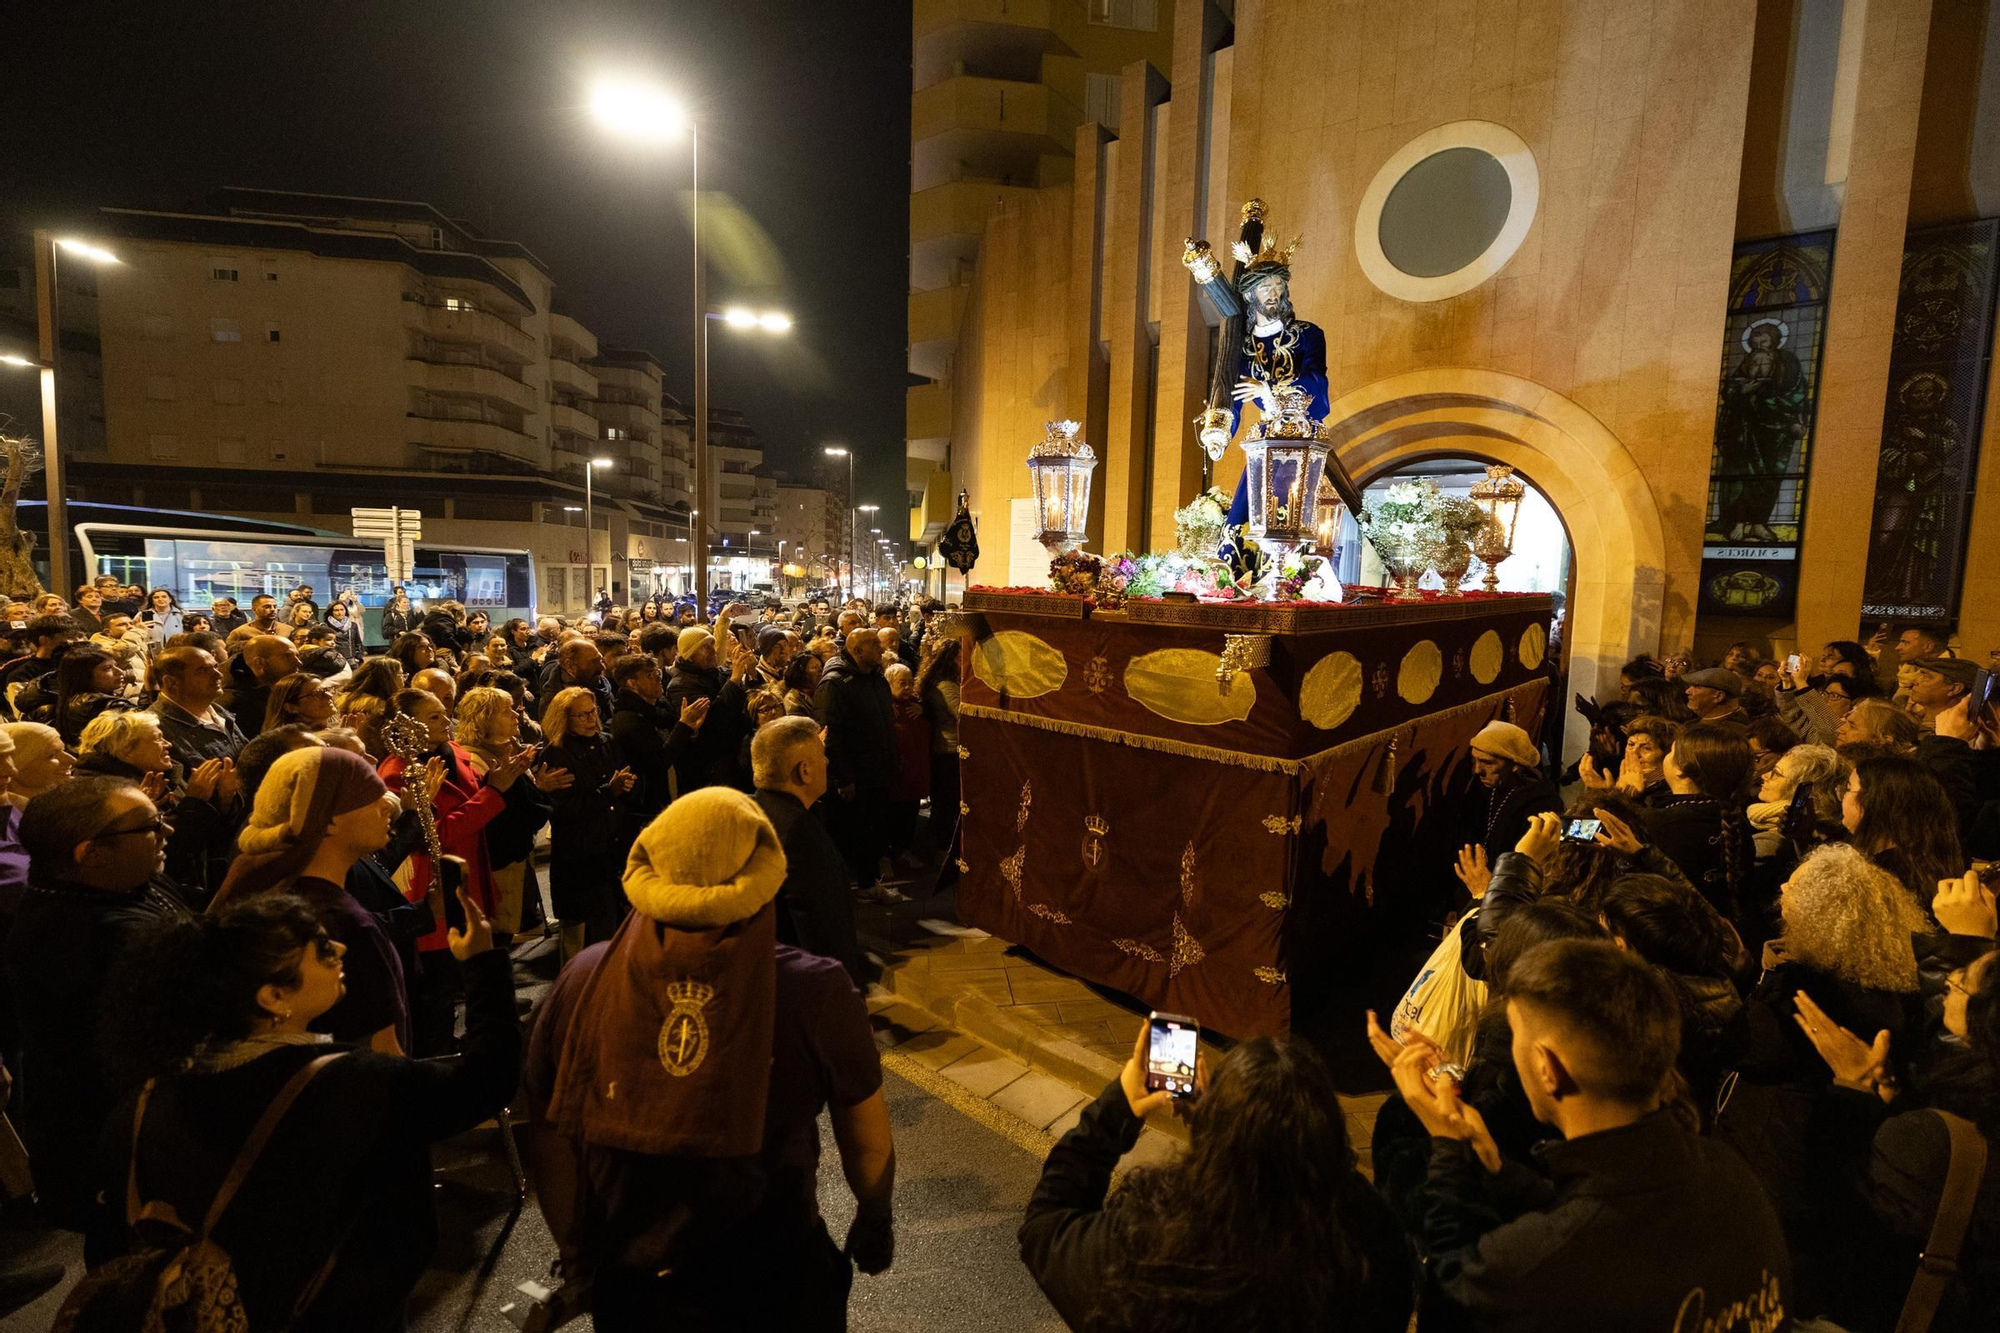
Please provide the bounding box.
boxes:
[211,319,241,343]
[266,327,281,343]
[443,296,478,313]
[605,427,629,441]
[213,378,243,404]
[142,313,173,340]
[211,267,239,282]
[145,375,177,401]
[1089,0,1156,29]
[262,266,279,282]
[148,434,179,460]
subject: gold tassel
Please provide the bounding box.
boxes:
[1374,733,1400,795]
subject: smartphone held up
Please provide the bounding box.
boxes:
[1145,1012,1200,1098]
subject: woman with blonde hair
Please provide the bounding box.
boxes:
[1835,697,1921,757]
[539,685,636,953]
[335,657,405,759]
[1747,743,1849,860]
[455,685,566,938]
[76,709,238,898]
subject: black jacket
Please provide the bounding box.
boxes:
[541,733,632,932]
[755,788,865,985]
[148,696,249,767]
[1420,1110,1791,1332]
[536,658,614,724]
[664,661,739,792]
[607,689,695,817]
[1020,1081,1414,1333]
[418,609,465,654]
[221,652,273,736]
[324,614,365,663]
[95,948,520,1332]
[813,652,897,793]
[4,874,193,1230]
[379,606,412,640]
[209,608,249,637]
[1462,773,1562,865]
[1642,795,1752,921]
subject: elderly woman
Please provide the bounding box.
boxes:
[1837,697,1922,758]
[539,685,636,954]
[76,708,240,899]
[455,686,565,939]
[3,721,73,808]
[1748,743,1849,860]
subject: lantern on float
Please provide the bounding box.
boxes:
[1026,420,1098,556]
[1468,463,1527,592]
[1238,381,1331,562]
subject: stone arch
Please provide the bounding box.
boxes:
[1323,370,1667,758]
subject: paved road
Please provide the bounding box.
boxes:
[396,1065,1068,1333]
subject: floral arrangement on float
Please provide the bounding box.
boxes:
[1431,496,1490,597]
[1360,479,1444,603]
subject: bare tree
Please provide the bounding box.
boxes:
[0,417,45,598]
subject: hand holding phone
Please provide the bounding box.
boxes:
[1144,1012,1201,1098]
[1562,818,1603,843]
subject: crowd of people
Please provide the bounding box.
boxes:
[0,573,1995,1332]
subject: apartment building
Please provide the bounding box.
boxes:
[905,0,1174,585]
[46,187,792,609]
[770,480,837,593]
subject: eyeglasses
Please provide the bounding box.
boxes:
[92,816,172,843]
[566,708,599,721]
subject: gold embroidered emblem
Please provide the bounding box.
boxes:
[1084,654,1111,694]
[959,800,970,816]
[955,857,970,874]
[1027,903,1073,924]
[1259,890,1291,910]
[1370,662,1391,699]
[1016,779,1033,832]
[1082,815,1109,871]
[1179,843,1199,908]
[1253,966,1289,986]
[657,979,714,1078]
[1113,937,1165,962]
[956,744,970,760]
[1261,814,1301,834]
[1000,844,1027,899]
[1169,914,1206,977]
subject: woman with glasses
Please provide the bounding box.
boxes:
[538,685,637,957]
[76,710,240,903]
[86,888,518,1331]
[263,672,336,734]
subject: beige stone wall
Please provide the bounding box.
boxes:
[1214,0,1758,652]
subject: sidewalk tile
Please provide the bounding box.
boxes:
[939,1047,1031,1099]
[952,970,1016,1004]
[990,1072,1090,1131]
[1046,1101,1089,1139]
[897,1030,982,1072]
[869,1002,940,1051]
[1008,974,1096,1005]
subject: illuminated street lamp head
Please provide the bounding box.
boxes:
[723,307,757,329]
[588,79,688,142]
[757,312,792,333]
[823,445,849,457]
[858,503,879,514]
[590,456,614,468]
[0,354,36,369]
[562,505,583,513]
[55,238,120,265]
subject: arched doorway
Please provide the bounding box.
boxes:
[1321,370,1667,759]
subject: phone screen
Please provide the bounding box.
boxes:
[1563,818,1602,842]
[1786,653,1801,673]
[1145,1013,1200,1097]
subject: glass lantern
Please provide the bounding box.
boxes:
[1026,420,1098,556]
[1240,383,1330,561]
[1468,463,1527,592]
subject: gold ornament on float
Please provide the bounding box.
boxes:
[1469,629,1504,684]
[1124,648,1257,725]
[1398,640,1444,704]
[1519,622,1547,671]
[971,630,1069,698]
[1299,651,1363,730]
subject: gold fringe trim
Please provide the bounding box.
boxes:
[960,680,1544,778]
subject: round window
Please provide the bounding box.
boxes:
[1355,122,1539,303]
[1378,148,1513,278]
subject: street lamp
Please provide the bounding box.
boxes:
[584,455,613,602]
[857,502,879,603]
[824,445,854,597]
[28,232,119,595]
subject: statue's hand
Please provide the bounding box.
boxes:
[1232,379,1274,412]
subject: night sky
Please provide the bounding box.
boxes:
[1,0,914,519]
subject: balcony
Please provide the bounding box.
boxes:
[910,180,1035,248]
[909,284,970,348]
[549,312,599,362]
[912,75,1078,145]
[407,302,537,364]
[409,359,536,414]
[914,0,1082,50]
[595,397,661,434]
[912,466,955,543]
[549,356,598,400]
[408,414,540,469]
[908,381,953,444]
[550,402,598,443]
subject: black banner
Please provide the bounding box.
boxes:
[1698,230,1837,618]
[1860,219,2000,626]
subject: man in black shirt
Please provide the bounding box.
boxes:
[753,716,865,984]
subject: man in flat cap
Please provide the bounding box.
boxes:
[1681,668,1748,725]
[1907,654,1979,731]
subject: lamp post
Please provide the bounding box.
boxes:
[16,233,121,595]
[823,445,854,598]
[856,503,879,604]
[591,81,789,613]
[583,455,613,602]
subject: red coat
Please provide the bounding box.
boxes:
[379,742,505,952]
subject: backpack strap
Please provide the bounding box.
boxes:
[196,1052,344,1241]
[1893,1108,1989,1333]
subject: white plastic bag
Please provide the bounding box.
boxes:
[1389,911,1488,1067]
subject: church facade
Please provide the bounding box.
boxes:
[905,0,2000,748]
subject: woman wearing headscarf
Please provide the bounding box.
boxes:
[211,745,412,1054]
